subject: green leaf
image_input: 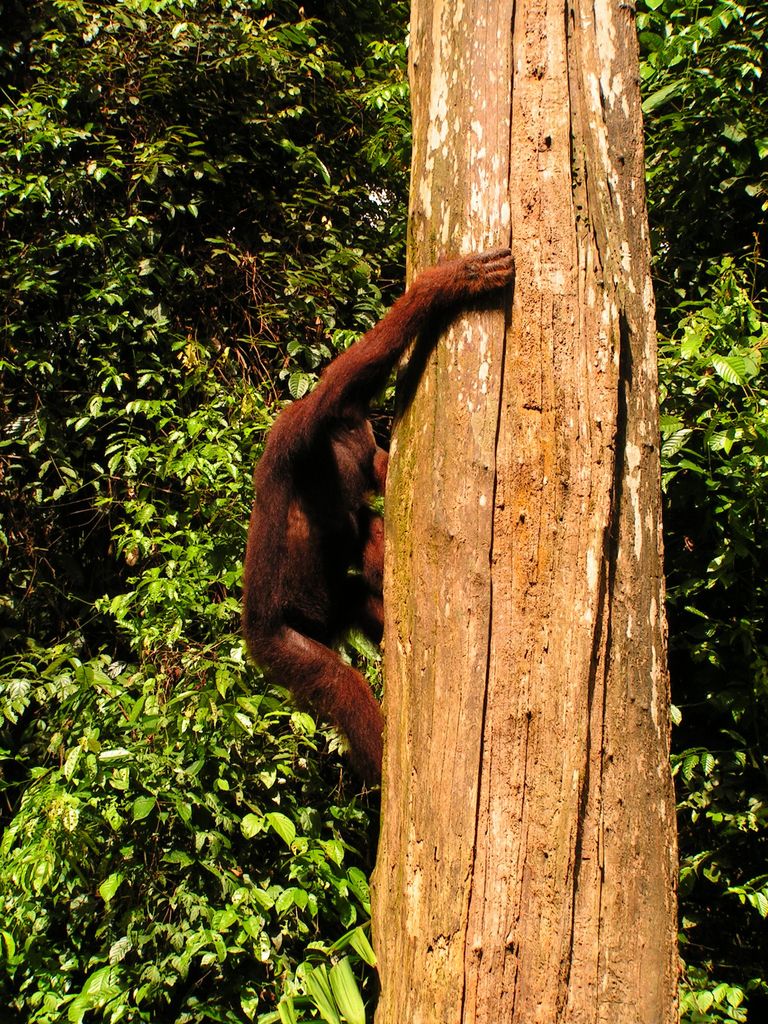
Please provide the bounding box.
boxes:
[347,926,377,967]
[68,966,121,1022]
[241,813,264,839]
[721,121,747,144]
[290,710,316,736]
[31,856,54,893]
[63,745,82,780]
[695,990,714,1014]
[98,872,124,903]
[276,887,308,914]
[711,354,746,385]
[346,629,381,661]
[659,414,684,434]
[132,795,156,821]
[642,82,680,113]
[168,846,196,866]
[288,371,312,399]
[682,753,699,781]
[303,965,342,1024]
[680,329,703,359]
[661,428,691,460]
[329,958,366,1024]
[727,987,745,1008]
[99,747,132,760]
[109,936,132,964]
[0,930,16,961]
[266,812,296,848]
[321,839,345,866]
[277,995,298,1024]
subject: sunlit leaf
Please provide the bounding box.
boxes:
[329,958,366,1024]
[132,796,156,821]
[99,872,124,903]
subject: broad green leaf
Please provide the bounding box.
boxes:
[63,745,82,780]
[163,849,194,867]
[661,428,691,459]
[659,414,684,434]
[109,936,132,964]
[321,839,344,866]
[682,753,699,781]
[695,990,714,1013]
[721,121,747,144]
[212,932,227,962]
[290,710,316,736]
[266,812,296,847]
[750,891,768,918]
[31,856,54,893]
[68,966,121,1022]
[700,752,715,775]
[0,930,16,960]
[241,994,262,1021]
[727,987,745,1007]
[288,371,312,399]
[132,795,156,821]
[346,629,381,661]
[680,329,704,358]
[99,872,124,903]
[98,747,131,760]
[713,983,729,1004]
[212,907,238,931]
[276,887,309,914]
[642,81,680,113]
[711,354,746,385]
[241,813,264,839]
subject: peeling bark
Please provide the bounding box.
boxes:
[371,0,678,1021]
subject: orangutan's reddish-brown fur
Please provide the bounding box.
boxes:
[242,248,515,784]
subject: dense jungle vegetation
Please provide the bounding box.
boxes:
[0,1,766,1021]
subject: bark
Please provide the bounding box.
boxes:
[371,0,679,1022]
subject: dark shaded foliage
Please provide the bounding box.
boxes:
[0,1,408,1020]
[640,1,768,1017]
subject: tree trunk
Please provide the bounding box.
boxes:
[371,0,679,1021]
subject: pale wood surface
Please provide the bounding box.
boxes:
[371,0,678,1021]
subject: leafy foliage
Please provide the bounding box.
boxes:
[640,1,768,1018]
[1,646,376,1022]
[658,258,768,1022]
[0,0,408,1020]
[639,0,767,308]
